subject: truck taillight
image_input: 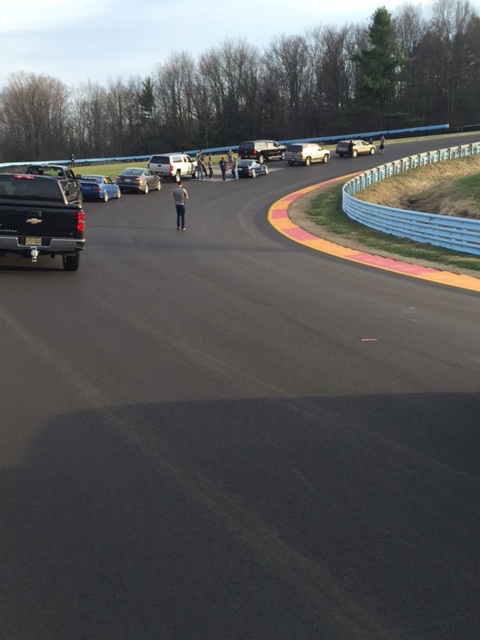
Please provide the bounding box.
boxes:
[169,165,174,171]
[77,211,85,232]
[13,174,35,180]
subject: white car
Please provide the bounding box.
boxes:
[286,143,330,166]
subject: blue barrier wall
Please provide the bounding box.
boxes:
[342,141,480,256]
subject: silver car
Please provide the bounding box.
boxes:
[286,143,330,166]
[116,168,161,193]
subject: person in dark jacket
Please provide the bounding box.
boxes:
[219,157,227,181]
[348,139,354,158]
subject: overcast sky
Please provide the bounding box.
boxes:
[0,0,466,89]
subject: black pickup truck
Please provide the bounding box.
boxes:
[0,173,85,271]
[25,163,83,205]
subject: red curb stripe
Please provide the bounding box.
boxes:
[348,252,440,274]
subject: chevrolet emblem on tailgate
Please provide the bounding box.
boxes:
[26,217,42,224]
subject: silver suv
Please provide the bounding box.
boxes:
[286,143,330,166]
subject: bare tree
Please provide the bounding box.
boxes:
[199,40,258,145]
[0,72,70,161]
[154,53,197,150]
[71,81,108,157]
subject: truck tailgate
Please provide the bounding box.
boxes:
[0,201,83,238]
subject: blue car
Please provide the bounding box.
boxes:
[79,175,122,202]
[237,159,270,178]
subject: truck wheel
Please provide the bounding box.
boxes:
[63,254,80,271]
[323,154,329,163]
[305,157,312,166]
[280,151,286,160]
[175,170,181,182]
[103,191,109,202]
[258,154,265,164]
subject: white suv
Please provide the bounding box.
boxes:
[285,143,330,166]
[148,153,197,181]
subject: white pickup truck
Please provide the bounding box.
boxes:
[148,153,197,182]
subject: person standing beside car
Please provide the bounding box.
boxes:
[231,155,239,179]
[196,150,204,180]
[173,181,189,230]
[379,136,385,154]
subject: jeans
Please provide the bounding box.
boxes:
[175,204,185,228]
[197,164,204,180]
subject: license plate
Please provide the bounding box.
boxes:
[25,236,42,245]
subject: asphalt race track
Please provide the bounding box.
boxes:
[1,134,480,640]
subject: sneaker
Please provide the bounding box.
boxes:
[182,228,186,231]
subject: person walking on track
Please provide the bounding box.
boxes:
[173,181,189,230]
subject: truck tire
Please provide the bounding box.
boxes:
[63,253,80,271]
[258,153,265,164]
[323,154,329,163]
[305,157,312,166]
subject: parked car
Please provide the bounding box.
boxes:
[79,175,121,202]
[335,139,377,158]
[148,153,197,181]
[285,143,330,166]
[237,159,270,178]
[116,168,161,193]
[238,140,286,163]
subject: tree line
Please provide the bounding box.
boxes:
[1,0,479,163]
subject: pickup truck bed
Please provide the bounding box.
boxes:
[0,174,85,271]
